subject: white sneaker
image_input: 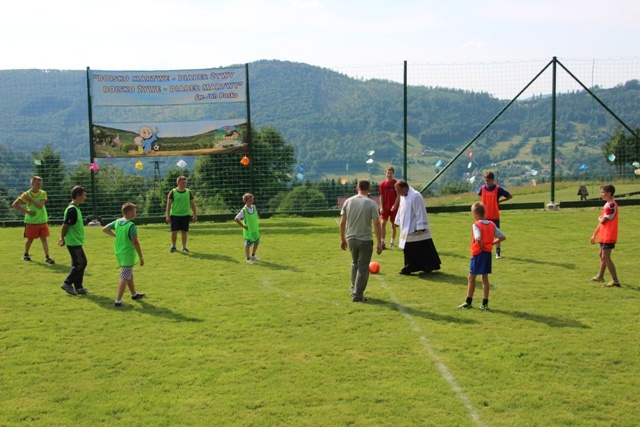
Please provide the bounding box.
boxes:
[495,253,502,259]
[246,258,254,264]
[251,255,260,261]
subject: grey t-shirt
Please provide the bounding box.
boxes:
[340,195,380,241]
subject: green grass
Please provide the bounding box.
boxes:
[2,208,639,426]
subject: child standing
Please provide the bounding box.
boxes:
[459,202,506,310]
[12,176,55,264]
[234,193,261,264]
[478,171,512,259]
[102,202,146,307]
[166,176,197,253]
[590,184,620,287]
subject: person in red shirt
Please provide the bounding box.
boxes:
[590,184,620,287]
[378,167,400,249]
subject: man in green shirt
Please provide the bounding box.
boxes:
[58,186,90,296]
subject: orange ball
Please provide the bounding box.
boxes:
[369,261,380,274]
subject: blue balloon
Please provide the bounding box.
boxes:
[579,164,587,171]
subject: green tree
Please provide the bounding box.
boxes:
[193,126,296,210]
[275,186,328,211]
[32,145,69,219]
[603,127,640,178]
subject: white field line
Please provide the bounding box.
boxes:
[375,274,486,427]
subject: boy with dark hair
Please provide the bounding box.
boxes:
[166,176,197,253]
[58,186,90,296]
[478,171,512,259]
[590,184,621,287]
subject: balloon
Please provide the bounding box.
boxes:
[240,155,250,166]
[296,173,304,180]
[176,159,187,168]
[468,151,473,158]
[366,158,374,164]
[632,161,640,168]
[531,170,538,176]
[579,164,587,171]
[34,160,42,166]
[135,161,143,170]
[608,154,616,162]
[435,160,443,167]
[340,177,348,185]
[89,162,99,171]
[635,168,640,176]
[367,150,375,156]
[469,176,476,183]
[467,161,472,169]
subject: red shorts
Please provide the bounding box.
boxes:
[380,208,397,222]
[24,223,50,239]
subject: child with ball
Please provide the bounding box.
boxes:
[458,202,506,310]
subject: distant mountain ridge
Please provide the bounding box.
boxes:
[1,61,639,181]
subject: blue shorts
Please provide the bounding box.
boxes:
[600,243,615,249]
[470,251,492,275]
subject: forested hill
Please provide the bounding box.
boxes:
[1,61,639,175]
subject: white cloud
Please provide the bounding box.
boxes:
[460,41,486,50]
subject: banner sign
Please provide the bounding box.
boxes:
[88,66,248,158]
[89,67,246,106]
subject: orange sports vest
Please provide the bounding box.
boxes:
[471,221,495,256]
[480,185,500,220]
[598,201,619,244]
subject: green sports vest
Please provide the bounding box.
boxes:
[23,190,48,224]
[63,204,84,246]
[114,219,139,267]
[242,206,260,242]
[170,188,191,216]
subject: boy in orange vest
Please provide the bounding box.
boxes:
[590,184,620,287]
[478,171,512,259]
[459,202,506,310]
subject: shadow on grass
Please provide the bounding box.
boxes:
[410,271,468,286]
[81,294,204,322]
[436,250,469,260]
[367,298,480,325]
[506,256,577,269]
[254,260,302,272]
[491,309,590,328]
[183,251,240,263]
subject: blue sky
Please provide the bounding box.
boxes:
[2,0,639,96]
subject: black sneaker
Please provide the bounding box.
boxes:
[45,257,55,265]
[61,283,77,296]
[182,247,189,252]
[131,292,146,300]
[23,254,31,261]
[352,296,369,303]
[169,246,176,253]
[458,302,473,309]
[76,288,91,295]
[114,301,123,307]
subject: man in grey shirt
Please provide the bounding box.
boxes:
[340,180,383,302]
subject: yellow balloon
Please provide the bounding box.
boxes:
[135,161,143,170]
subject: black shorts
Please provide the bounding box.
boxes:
[170,215,191,232]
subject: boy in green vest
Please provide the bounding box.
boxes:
[234,193,261,264]
[58,186,90,295]
[12,176,55,264]
[102,202,146,307]
[165,176,197,253]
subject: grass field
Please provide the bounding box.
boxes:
[1,206,639,426]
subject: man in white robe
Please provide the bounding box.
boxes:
[394,180,441,275]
